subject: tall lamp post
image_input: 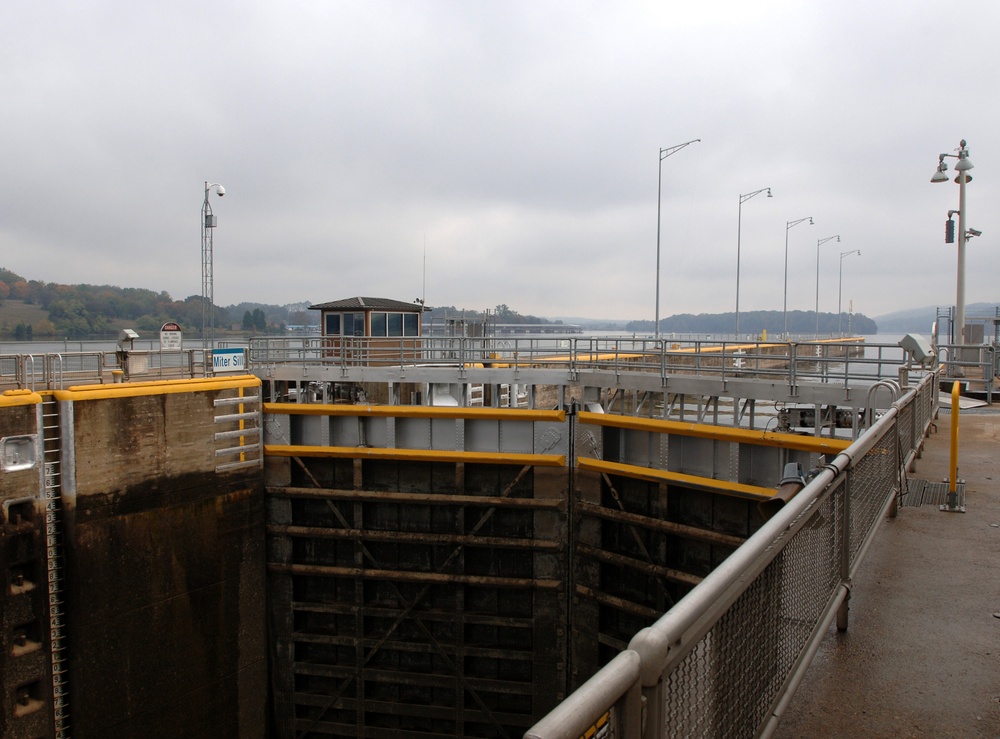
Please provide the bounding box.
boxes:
[838,249,861,335]
[735,187,772,338]
[783,216,813,339]
[814,235,840,336]
[654,139,700,339]
[931,139,974,346]
[202,181,226,353]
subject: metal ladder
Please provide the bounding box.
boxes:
[40,395,70,738]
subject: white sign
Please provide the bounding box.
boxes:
[160,322,182,350]
[212,348,246,372]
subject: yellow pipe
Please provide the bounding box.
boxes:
[578,411,851,454]
[578,457,774,500]
[54,374,260,401]
[950,380,960,493]
[0,389,43,407]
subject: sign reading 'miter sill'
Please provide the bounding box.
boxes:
[212,348,246,373]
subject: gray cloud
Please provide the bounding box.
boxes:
[1,1,996,322]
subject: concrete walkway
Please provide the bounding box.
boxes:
[774,406,1000,738]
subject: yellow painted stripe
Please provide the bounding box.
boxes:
[53,374,260,401]
[0,389,43,407]
[578,412,851,454]
[263,403,564,422]
[265,444,566,467]
[579,457,774,500]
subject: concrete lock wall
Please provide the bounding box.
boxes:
[55,378,267,738]
[0,391,54,739]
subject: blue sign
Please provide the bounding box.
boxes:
[212,348,246,372]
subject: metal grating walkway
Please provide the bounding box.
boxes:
[900,478,966,507]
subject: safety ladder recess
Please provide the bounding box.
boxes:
[40,396,70,738]
[213,390,263,473]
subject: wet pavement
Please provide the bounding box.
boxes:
[773,406,1000,738]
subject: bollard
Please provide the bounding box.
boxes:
[940,380,965,512]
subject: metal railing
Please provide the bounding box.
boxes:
[0,349,215,390]
[524,369,939,739]
[248,336,933,386]
[5,337,991,401]
[935,342,997,403]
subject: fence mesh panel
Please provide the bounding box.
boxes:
[662,489,842,738]
[848,422,898,569]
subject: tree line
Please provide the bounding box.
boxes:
[0,267,306,339]
[626,309,878,335]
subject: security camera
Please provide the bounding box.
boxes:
[216,185,226,197]
[968,228,982,237]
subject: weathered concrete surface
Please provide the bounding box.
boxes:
[774,407,1000,738]
[61,386,266,738]
[0,395,54,739]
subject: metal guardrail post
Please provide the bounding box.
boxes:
[837,470,853,634]
[989,345,996,405]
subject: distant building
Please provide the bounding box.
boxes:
[310,297,426,338]
[310,297,427,365]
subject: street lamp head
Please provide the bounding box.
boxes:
[808,217,814,225]
[931,160,949,183]
[766,188,773,197]
[955,140,973,172]
[932,143,973,183]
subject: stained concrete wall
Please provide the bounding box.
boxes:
[57,380,266,738]
[0,392,53,739]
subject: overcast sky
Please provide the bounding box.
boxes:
[2,1,997,322]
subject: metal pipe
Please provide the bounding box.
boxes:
[523,650,641,739]
[735,187,772,339]
[784,217,813,338]
[655,140,700,340]
[956,167,968,346]
[949,380,960,494]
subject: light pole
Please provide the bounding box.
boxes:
[655,139,700,339]
[931,139,974,346]
[735,187,772,339]
[783,216,813,339]
[838,249,861,335]
[815,235,840,336]
[202,181,226,353]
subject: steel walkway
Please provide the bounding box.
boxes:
[773,406,1000,737]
